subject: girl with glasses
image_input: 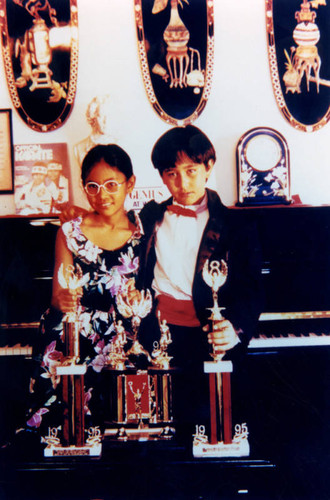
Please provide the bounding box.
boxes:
[25,144,143,437]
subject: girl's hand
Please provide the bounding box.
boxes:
[125,278,141,304]
[53,287,82,313]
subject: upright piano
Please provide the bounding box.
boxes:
[0,207,329,453]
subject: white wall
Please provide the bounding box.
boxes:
[0,0,329,215]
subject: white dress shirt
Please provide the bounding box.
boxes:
[152,194,209,300]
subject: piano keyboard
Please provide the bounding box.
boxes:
[250,311,330,349]
[0,322,37,357]
[1,313,330,355]
[0,344,33,356]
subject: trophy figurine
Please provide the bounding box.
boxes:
[116,281,152,362]
[192,259,249,458]
[106,312,129,371]
[103,280,175,440]
[151,312,173,370]
[42,263,102,457]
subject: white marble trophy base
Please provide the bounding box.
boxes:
[193,436,250,458]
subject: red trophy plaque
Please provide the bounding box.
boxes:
[42,264,102,457]
[192,260,249,458]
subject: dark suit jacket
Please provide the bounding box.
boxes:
[137,189,263,349]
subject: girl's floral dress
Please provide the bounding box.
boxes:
[25,212,143,434]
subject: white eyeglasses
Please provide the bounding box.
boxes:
[84,179,126,196]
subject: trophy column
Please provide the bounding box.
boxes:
[193,260,249,458]
[42,264,102,457]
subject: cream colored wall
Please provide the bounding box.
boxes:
[0,0,329,215]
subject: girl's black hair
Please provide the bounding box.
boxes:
[81,144,133,184]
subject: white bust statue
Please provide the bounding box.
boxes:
[74,95,117,166]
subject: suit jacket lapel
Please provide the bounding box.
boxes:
[195,189,228,275]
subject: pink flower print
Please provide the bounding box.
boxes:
[95,339,105,355]
[84,388,93,415]
[117,248,139,275]
[79,240,103,263]
[101,270,122,296]
[89,331,100,344]
[79,311,93,338]
[91,339,111,372]
[91,353,107,373]
[27,408,49,428]
[92,311,109,323]
[42,341,64,388]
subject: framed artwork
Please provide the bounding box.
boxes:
[0,109,14,194]
[135,0,214,126]
[14,142,72,215]
[0,0,78,132]
[236,127,291,206]
[266,0,330,132]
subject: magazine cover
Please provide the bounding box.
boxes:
[14,143,72,216]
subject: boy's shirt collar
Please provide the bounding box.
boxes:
[171,192,208,216]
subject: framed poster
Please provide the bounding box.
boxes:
[14,142,72,215]
[0,109,14,193]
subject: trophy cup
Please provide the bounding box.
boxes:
[42,263,102,457]
[192,259,249,458]
[104,280,175,440]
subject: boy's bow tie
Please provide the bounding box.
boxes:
[166,204,197,218]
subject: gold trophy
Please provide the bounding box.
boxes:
[192,259,249,458]
[106,312,129,371]
[104,280,175,440]
[42,263,102,457]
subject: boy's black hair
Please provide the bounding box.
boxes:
[81,144,133,185]
[151,125,216,175]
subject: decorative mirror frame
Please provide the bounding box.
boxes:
[236,127,291,206]
[134,0,214,126]
[0,0,78,132]
[266,0,330,132]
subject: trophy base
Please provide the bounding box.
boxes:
[104,425,175,442]
[44,443,102,457]
[193,437,250,458]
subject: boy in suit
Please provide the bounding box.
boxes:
[137,125,262,440]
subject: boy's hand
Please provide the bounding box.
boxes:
[203,319,240,352]
[59,205,89,224]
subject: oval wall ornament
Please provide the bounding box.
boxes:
[0,0,78,132]
[266,0,330,132]
[135,0,214,126]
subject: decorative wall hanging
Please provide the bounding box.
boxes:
[236,127,291,206]
[0,109,14,193]
[266,0,330,132]
[134,0,214,126]
[0,0,78,132]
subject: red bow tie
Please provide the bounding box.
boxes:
[166,204,197,218]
